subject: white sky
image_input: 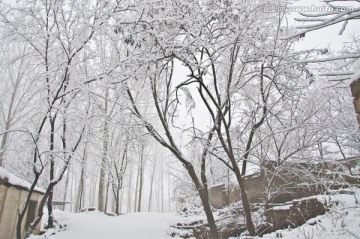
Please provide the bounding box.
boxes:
[289,0,360,51]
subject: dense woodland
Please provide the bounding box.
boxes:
[0,0,359,238]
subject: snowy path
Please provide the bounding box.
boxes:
[32,191,360,239]
[46,211,181,239]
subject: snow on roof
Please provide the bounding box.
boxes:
[0,167,45,194]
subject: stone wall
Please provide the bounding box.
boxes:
[209,183,242,209]
[208,175,267,209]
[260,198,326,234]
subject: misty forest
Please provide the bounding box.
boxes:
[0,0,360,239]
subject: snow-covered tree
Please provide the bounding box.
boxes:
[284,0,360,81]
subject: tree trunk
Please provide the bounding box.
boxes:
[47,117,55,229]
[148,157,156,211]
[318,143,324,159]
[127,158,133,212]
[104,174,110,213]
[126,86,219,237]
[134,162,140,212]
[62,167,71,210]
[119,187,124,213]
[91,174,96,207]
[137,145,145,212]
[186,165,219,239]
[233,165,255,235]
[115,184,120,215]
[161,164,164,212]
[98,90,109,212]
[70,170,74,212]
[75,146,87,212]
[98,155,106,211]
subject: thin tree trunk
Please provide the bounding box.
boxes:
[90,174,96,207]
[156,171,160,212]
[318,143,324,159]
[47,118,55,229]
[161,165,164,212]
[119,188,124,213]
[98,164,106,212]
[98,89,109,212]
[115,184,120,215]
[127,158,133,212]
[334,137,352,174]
[0,122,11,167]
[113,142,127,215]
[88,175,93,208]
[148,157,156,211]
[105,174,110,213]
[168,172,171,212]
[75,146,87,212]
[70,169,74,212]
[62,167,71,210]
[134,161,140,212]
[137,145,145,212]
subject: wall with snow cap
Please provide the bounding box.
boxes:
[0,167,44,239]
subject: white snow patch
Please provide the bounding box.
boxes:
[270,204,292,211]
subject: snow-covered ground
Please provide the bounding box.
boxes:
[30,211,182,239]
[30,189,360,239]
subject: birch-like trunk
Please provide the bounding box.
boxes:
[98,89,109,212]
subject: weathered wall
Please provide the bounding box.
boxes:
[0,184,42,239]
[208,175,267,209]
[350,79,360,126]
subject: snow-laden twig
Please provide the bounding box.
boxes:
[296,53,360,63]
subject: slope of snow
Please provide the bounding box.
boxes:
[30,210,183,239]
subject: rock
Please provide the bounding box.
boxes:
[264,198,326,231]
